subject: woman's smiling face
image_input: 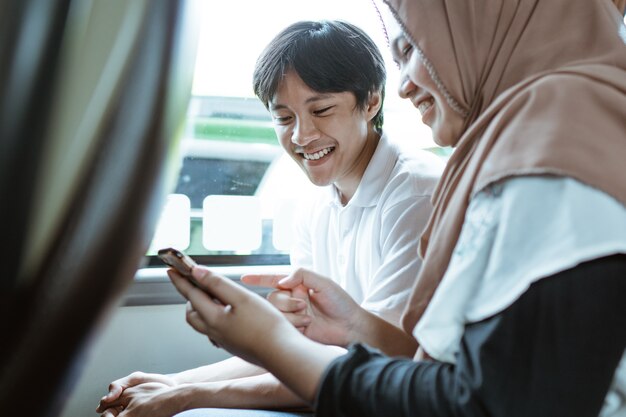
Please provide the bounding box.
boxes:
[269,70,381,198]
[385,13,465,147]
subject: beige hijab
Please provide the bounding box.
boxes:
[382,0,626,334]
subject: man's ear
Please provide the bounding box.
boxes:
[366,91,383,121]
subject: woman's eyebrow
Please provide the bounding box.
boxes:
[388,37,402,60]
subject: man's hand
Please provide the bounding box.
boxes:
[96,372,176,414]
[98,382,183,417]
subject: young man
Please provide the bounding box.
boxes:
[97,20,442,417]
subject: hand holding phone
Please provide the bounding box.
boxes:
[157,247,200,287]
[157,247,230,307]
[158,247,231,348]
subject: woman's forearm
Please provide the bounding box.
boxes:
[349,310,418,357]
[254,326,346,404]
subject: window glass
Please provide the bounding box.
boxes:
[147,0,448,263]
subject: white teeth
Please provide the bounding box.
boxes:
[418,99,434,115]
[303,147,333,160]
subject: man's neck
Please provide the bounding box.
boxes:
[334,130,381,205]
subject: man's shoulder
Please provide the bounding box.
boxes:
[386,146,443,196]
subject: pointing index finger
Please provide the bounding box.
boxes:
[241,273,287,288]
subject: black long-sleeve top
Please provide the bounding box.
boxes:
[316,255,626,417]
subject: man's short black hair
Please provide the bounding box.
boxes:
[253,20,386,132]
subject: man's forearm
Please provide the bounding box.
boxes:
[180,373,309,410]
[172,356,266,384]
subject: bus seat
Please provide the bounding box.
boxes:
[0,0,199,415]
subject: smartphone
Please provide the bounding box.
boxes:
[158,247,230,312]
[158,247,200,287]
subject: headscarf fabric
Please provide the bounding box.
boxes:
[382,0,626,334]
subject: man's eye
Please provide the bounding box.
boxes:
[314,106,333,116]
[273,115,291,124]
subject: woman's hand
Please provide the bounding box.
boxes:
[242,268,368,347]
[168,266,298,367]
[169,266,347,403]
[243,268,418,357]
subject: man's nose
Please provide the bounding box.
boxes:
[291,117,320,146]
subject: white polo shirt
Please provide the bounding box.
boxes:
[290,133,443,326]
